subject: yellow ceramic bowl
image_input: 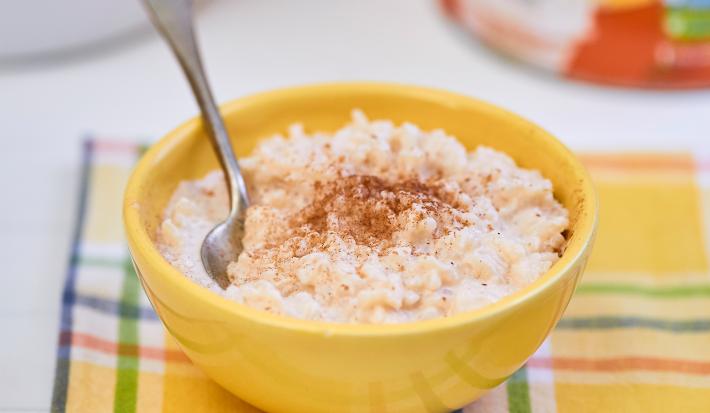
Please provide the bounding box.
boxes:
[123,83,597,413]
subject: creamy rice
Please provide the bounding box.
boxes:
[157,111,569,324]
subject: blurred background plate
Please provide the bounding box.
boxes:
[441,0,710,89]
[0,0,149,60]
[0,0,210,64]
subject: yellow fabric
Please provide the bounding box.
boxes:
[52,143,710,412]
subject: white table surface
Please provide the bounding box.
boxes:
[0,0,708,411]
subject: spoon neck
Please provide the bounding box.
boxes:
[225,165,249,215]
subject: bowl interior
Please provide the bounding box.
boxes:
[128,83,595,329]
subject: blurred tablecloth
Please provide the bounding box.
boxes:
[51,140,710,412]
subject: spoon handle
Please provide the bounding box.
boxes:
[142,0,249,213]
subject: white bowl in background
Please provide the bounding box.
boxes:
[0,0,151,59]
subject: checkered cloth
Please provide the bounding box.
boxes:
[51,140,710,412]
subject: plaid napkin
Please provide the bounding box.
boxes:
[51,140,710,413]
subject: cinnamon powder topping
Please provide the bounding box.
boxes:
[288,175,462,250]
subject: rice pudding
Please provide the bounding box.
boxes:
[157,111,569,323]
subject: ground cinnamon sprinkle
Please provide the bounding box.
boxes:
[289,175,459,251]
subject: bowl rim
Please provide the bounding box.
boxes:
[123,81,598,336]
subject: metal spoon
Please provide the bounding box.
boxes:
[143,0,249,289]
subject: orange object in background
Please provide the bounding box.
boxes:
[442,0,710,89]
